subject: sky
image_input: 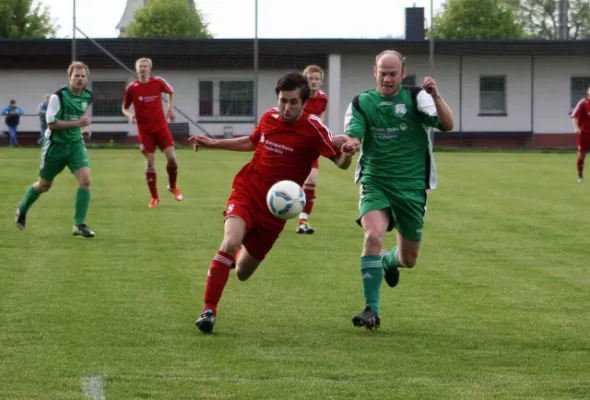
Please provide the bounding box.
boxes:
[45,0,445,39]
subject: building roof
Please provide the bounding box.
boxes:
[1,38,589,70]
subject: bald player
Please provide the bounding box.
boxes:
[343,50,454,330]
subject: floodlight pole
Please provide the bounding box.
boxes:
[72,0,77,61]
[253,0,259,122]
[429,0,436,143]
[429,0,434,76]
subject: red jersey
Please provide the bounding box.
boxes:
[233,108,341,199]
[123,77,174,133]
[572,98,590,134]
[304,91,328,117]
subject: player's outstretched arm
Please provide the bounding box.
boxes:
[189,135,255,152]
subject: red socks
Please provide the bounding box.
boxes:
[303,187,315,215]
[203,250,235,315]
[146,171,158,198]
[577,156,584,178]
[167,163,178,189]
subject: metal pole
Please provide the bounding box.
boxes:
[253,0,259,122]
[429,0,436,143]
[429,0,434,76]
[72,0,77,60]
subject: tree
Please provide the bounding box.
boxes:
[126,0,212,39]
[432,0,526,39]
[0,0,57,38]
[509,0,590,39]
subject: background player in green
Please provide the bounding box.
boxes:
[15,61,96,238]
[344,50,454,329]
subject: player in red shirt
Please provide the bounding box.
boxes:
[572,86,590,183]
[189,72,358,334]
[296,65,329,234]
[122,58,183,207]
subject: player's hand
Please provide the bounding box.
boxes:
[167,109,176,122]
[188,135,218,151]
[332,134,351,149]
[422,77,440,98]
[342,140,360,156]
[78,115,91,128]
[82,130,92,140]
[130,115,137,124]
[575,128,581,135]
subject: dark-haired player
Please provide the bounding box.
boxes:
[189,72,357,333]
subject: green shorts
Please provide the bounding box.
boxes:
[357,183,427,242]
[39,139,89,181]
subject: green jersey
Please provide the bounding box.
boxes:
[46,86,92,143]
[344,86,441,190]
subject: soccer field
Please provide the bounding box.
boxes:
[1,148,589,399]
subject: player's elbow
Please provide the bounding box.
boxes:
[439,118,454,132]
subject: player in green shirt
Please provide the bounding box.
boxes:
[344,50,454,329]
[15,61,96,238]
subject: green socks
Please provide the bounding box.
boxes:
[383,247,400,270]
[74,188,91,226]
[19,184,41,214]
[360,255,383,314]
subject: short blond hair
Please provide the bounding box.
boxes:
[67,61,89,77]
[136,58,153,68]
[303,65,324,79]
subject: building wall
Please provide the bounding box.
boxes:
[1,54,589,144]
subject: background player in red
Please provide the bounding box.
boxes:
[297,65,329,234]
[122,58,183,207]
[189,72,357,334]
[572,85,590,183]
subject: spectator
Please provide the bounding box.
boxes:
[38,94,50,145]
[2,100,24,147]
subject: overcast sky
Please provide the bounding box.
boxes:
[45,0,444,39]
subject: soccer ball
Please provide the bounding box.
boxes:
[266,180,306,220]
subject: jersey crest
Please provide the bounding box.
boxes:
[395,103,407,117]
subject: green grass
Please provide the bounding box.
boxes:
[1,148,589,400]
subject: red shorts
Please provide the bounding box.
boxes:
[138,127,174,154]
[578,134,590,154]
[223,189,285,261]
[311,158,320,169]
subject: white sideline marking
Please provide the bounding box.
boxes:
[81,375,106,400]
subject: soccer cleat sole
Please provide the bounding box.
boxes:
[351,316,380,330]
[15,204,25,231]
[383,267,400,288]
[196,318,215,333]
[73,232,95,239]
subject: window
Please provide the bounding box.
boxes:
[91,81,127,117]
[479,76,506,115]
[403,75,416,87]
[571,77,590,109]
[197,80,254,119]
[199,81,213,116]
[220,81,254,117]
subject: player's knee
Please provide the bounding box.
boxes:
[363,229,385,253]
[36,180,52,192]
[79,179,91,189]
[399,252,418,268]
[220,236,241,255]
[303,179,316,188]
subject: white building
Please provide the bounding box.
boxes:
[1,38,589,148]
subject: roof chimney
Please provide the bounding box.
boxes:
[405,7,425,41]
